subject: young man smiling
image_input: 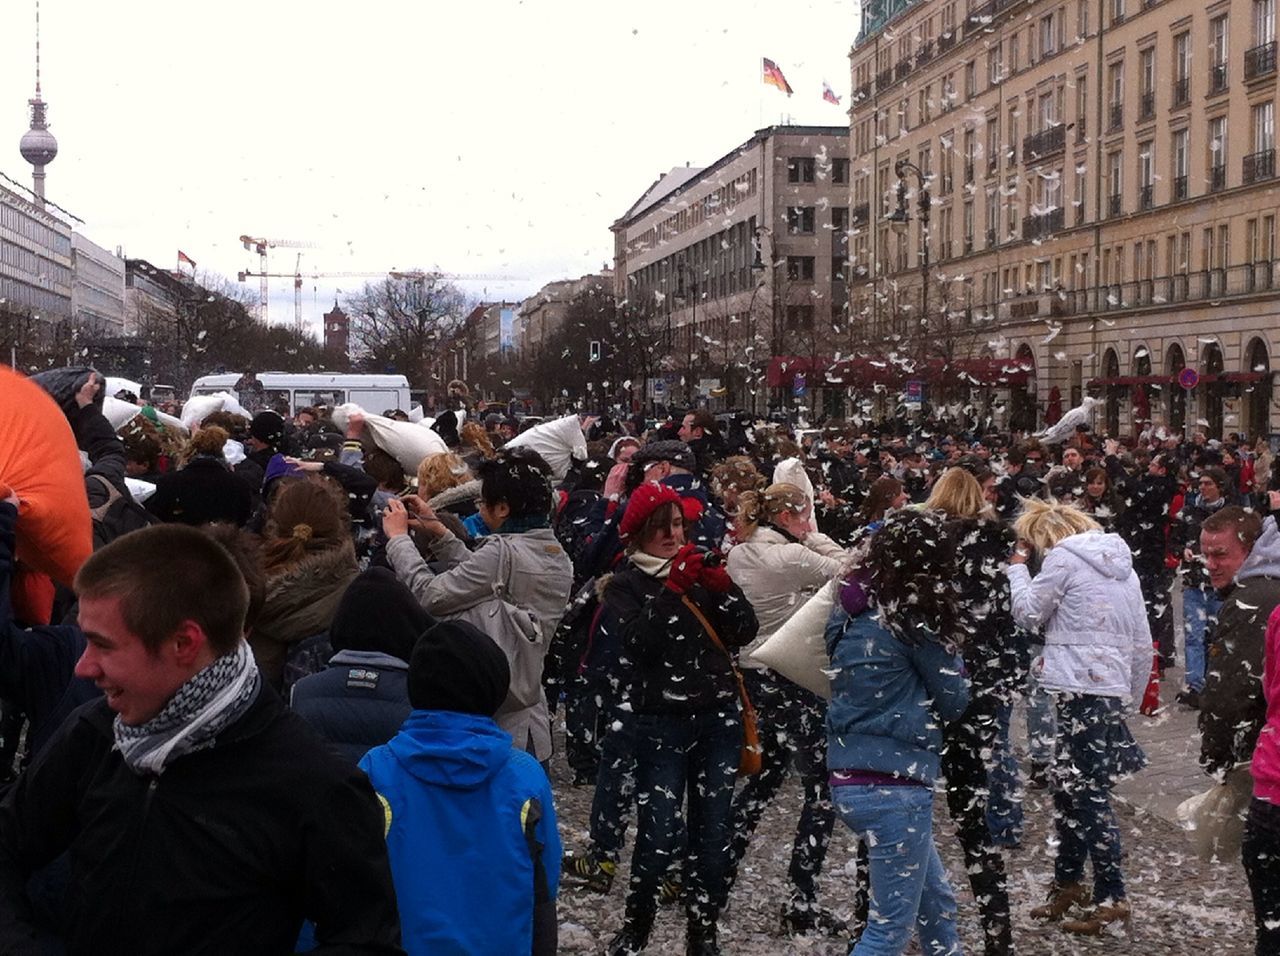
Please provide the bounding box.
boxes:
[0,524,403,955]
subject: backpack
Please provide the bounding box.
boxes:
[87,474,158,549]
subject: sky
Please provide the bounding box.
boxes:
[2,0,858,339]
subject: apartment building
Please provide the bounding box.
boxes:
[611,126,851,414]
[849,0,1279,437]
[71,232,126,333]
[0,179,72,324]
[517,270,612,358]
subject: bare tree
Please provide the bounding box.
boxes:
[343,274,469,385]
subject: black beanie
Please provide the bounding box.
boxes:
[408,620,510,717]
[250,410,286,447]
[329,568,435,663]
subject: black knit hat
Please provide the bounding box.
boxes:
[329,567,435,662]
[631,439,696,473]
[250,410,286,447]
[408,620,510,716]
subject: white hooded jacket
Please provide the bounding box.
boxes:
[1005,530,1152,702]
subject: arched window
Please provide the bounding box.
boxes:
[1103,348,1121,436]
[1166,342,1186,435]
[1244,338,1272,441]
[1201,341,1225,439]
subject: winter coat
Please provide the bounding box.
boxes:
[0,693,403,956]
[607,560,758,717]
[385,528,573,760]
[1109,458,1177,569]
[145,456,255,527]
[291,650,412,766]
[251,541,359,689]
[725,525,844,669]
[824,606,969,785]
[359,710,560,956]
[662,473,728,550]
[1250,607,1280,805]
[945,515,1022,702]
[1200,517,1280,774]
[1046,466,1088,503]
[1006,530,1152,703]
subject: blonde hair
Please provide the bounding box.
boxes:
[1012,497,1101,553]
[925,467,992,519]
[735,482,808,541]
[459,420,495,459]
[416,452,472,499]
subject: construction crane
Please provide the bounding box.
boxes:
[238,234,319,324]
[237,268,524,334]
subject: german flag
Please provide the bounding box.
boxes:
[762,58,793,96]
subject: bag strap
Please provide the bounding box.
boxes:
[87,473,122,522]
[680,594,753,712]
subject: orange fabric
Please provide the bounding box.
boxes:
[0,367,93,587]
[11,567,55,626]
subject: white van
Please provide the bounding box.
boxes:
[188,372,412,417]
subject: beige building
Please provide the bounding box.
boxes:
[848,0,1279,438]
[518,270,612,358]
[611,126,851,414]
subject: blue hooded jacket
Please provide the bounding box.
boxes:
[358,710,560,956]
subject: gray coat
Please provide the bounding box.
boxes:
[386,527,573,760]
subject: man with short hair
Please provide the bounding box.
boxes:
[1046,445,1087,502]
[0,525,403,954]
[677,409,724,479]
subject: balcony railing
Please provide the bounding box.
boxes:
[1211,163,1227,192]
[1244,149,1277,184]
[964,236,974,254]
[895,61,912,81]
[1139,91,1156,121]
[1247,260,1276,292]
[1246,41,1278,80]
[853,82,873,103]
[876,68,893,89]
[1209,63,1229,94]
[1172,77,1190,106]
[1139,184,1154,209]
[1022,124,1067,164]
[1173,174,1188,200]
[987,156,999,176]
[1021,207,1065,241]
[1108,103,1124,131]
[964,161,975,183]
[852,202,870,225]
[939,31,957,53]
[986,227,998,247]
[1075,199,1086,225]
[1108,193,1123,217]
[916,40,935,65]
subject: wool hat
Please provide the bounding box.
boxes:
[262,453,302,487]
[330,567,436,662]
[249,410,286,447]
[408,620,510,716]
[631,439,696,473]
[618,482,703,542]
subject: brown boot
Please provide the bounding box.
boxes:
[1029,882,1091,921]
[1062,900,1132,936]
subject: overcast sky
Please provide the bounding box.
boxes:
[2,0,857,337]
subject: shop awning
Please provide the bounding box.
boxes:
[766,355,1034,388]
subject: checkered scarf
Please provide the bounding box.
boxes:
[113,640,261,775]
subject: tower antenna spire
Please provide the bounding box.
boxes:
[19,0,57,206]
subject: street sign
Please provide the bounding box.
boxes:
[653,379,666,397]
[793,373,806,396]
[1178,368,1200,390]
[905,379,924,403]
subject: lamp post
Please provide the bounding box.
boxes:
[887,159,931,397]
[751,226,779,413]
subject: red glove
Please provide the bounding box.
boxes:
[699,556,734,594]
[1139,642,1161,716]
[665,544,705,594]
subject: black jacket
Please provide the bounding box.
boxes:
[1108,457,1176,568]
[145,456,255,527]
[608,562,758,716]
[291,650,412,766]
[945,516,1023,703]
[0,692,404,955]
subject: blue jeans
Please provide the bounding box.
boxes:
[1182,585,1221,692]
[1025,649,1057,764]
[626,710,741,935]
[833,785,963,956]
[986,700,1023,846]
[588,709,639,862]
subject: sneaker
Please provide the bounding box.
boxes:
[560,853,615,893]
[658,874,683,906]
[1176,687,1202,710]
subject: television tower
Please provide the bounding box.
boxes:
[19,1,57,206]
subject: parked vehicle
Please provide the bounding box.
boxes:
[188,372,411,417]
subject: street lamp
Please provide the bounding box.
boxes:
[889,159,932,390]
[751,226,781,414]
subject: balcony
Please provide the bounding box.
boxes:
[939,31,957,53]
[1172,77,1190,107]
[895,60,912,81]
[1248,260,1276,292]
[916,40,935,66]
[964,161,975,183]
[964,236,974,254]
[1211,163,1227,192]
[1108,193,1123,217]
[1108,103,1124,132]
[1246,41,1278,80]
[1022,124,1067,164]
[1173,174,1188,200]
[1209,64,1229,94]
[1075,199,1086,225]
[851,202,870,226]
[1244,149,1277,184]
[876,68,893,89]
[853,82,873,103]
[986,227,998,247]
[1139,91,1156,121]
[1021,207,1065,241]
[987,156,999,176]
[1138,184,1153,209]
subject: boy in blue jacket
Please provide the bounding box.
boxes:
[360,620,560,956]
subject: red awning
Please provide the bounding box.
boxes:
[1089,371,1271,387]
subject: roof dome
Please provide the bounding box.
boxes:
[20,126,57,166]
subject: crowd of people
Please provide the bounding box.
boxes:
[1,366,1278,955]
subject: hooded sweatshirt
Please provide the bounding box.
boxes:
[359,710,560,956]
[1006,530,1152,702]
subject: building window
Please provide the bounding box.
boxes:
[1108,62,1124,130]
[786,256,816,281]
[788,158,816,183]
[1074,164,1087,223]
[1173,33,1192,106]
[965,60,977,98]
[898,97,910,135]
[938,206,954,260]
[1257,0,1277,45]
[1007,104,1019,165]
[1107,151,1123,216]
[1078,0,1090,38]
[987,118,1000,174]
[1111,0,1125,25]
[1139,48,1156,120]
[785,304,815,329]
[964,128,976,182]
[963,199,975,253]
[1040,13,1058,56]
[1246,101,1277,182]
[988,43,1002,85]
[1172,128,1190,199]
[1075,74,1088,141]
[986,185,999,245]
[1009,34,1020,73]
[1210,115,1228,190]
[787,207,816,234]
[832,158,850,184]
[1139,141,1155,208]
[1005,177,1019,238]
[1211,16,1230,93]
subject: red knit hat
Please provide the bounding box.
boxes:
[618,483,703,541]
